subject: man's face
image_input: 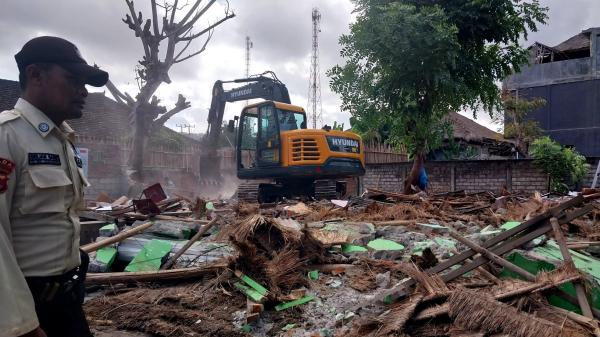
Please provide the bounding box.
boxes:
[39,64,88,120]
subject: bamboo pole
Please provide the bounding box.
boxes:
[161,217,220,270]
[85,262,228,284]
[81,221,153,253]
[550,217,594,319]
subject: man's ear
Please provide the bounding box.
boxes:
[25,64,47,87]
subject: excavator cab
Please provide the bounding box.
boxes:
[237,101,306,173]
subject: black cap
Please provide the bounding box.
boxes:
[15,36,109,87]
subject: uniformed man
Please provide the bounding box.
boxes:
[0,36,108,337]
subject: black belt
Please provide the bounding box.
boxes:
[26,250,89,303]
[26,267,81,303]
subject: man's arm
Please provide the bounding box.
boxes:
[0,125,41,337]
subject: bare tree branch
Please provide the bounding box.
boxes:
[150,0,161,37]
[124,0,151,60]
[177,0,216,36]
[152,94,191,127]
[105,79,135,105]
[174,30,212,63]
[176,0,203,28]
[173,36,194,61]
[169,0,178,25]
[177,13,235,42]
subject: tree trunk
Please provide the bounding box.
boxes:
[403,152,425,194]
[130,82,161,181]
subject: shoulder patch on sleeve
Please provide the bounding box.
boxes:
[0,158,15,193]
[0,111,20,125]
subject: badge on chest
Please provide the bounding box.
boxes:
[28,153,61,166]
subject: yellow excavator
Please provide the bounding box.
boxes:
[202,71,365,202]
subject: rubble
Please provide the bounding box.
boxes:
[80,184,600,337]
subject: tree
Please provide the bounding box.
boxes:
[106,0,235,181]
[329,0,547,193]
[494,90,545,155]
[530,137,589,194]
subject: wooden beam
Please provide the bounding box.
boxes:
[550,217,594,319]
[81,222,153,253]
[85,262,227,284]
[161,218,219,270]
[448,230,536,282]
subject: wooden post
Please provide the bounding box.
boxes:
[161,217,220,270]
[550,217,594,319]
[81,221,153,253]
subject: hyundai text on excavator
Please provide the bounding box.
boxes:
[202,72,365,202]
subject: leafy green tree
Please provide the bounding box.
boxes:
[530,137,589,193]
[494,91,546,155]
[329,0,547,193]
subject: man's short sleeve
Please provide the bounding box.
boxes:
[0,118,40,336]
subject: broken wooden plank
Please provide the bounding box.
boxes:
[85,262,227,284]
[550,217,594,319]
[79,210,116,223]
[161,217,219,270]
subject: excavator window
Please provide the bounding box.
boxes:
[258,105,280,164]
[239,114,258,168]
[278,109,306,131]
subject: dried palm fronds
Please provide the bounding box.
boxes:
[448,289,586,337]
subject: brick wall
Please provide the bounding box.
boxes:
[364,159,550,194]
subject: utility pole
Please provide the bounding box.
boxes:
[308,8,322,129]
[245,36,253,106]
[185,124,196,134]
[176,123,195,134]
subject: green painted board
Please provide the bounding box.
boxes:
[501,240,600,313]
[125,239,173,272]
[367,239,404,251]
[98,223,117,236]
[342,244,368,253]
[501,221,521,230]
[234,282,264,302]
[96,247,117,267]
[275,295,316,311]
[237,273,269,296]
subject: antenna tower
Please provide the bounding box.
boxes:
[245,36,253,105]
[245,36,253,77]
[308,8,322,129]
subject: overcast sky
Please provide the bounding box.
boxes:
[1,0,598,134]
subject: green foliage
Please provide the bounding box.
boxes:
[332,121,345,131]
[495,92,546,153]
[530,137,589,193]
[329,0,547,157]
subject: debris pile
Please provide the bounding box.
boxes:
[81,186,600,337]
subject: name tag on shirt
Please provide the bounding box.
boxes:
[28,153,61,166]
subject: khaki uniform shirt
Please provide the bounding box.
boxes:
[0,98,89,337]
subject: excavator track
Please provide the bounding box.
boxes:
[236,182,260,203]
[314,179,338,200]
